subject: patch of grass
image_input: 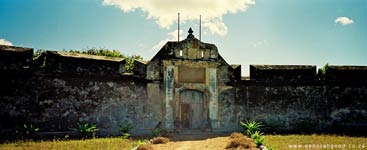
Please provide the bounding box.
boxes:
[265,134,367,150]
[131,139,148,148]
[151,137,170,144]
[0,137,133,150]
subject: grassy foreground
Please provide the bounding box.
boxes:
[0,138,133,150]
[265,134,367,150]
[1,135,366,150]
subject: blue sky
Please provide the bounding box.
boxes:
[0,0,366,76]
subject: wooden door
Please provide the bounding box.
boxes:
[179,90,204,129]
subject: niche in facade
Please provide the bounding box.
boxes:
[178,66,206,83]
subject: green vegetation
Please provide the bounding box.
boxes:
[16,124,40,139]
[69,123,98,139]
[66,48,143,74]
[0,138,133,150]
[67,48,125,58]
[318,62,329,76]
[251,131,265,147]
[240,120,265,147]
[2,134,365,150]
[131,139,149,149]
[265,134,367,150]
[240,120,367,149]
[240,120,263,136]
[33,50,46,67]
[33,50,42,60]
[119,123,134,139]
[32,48,143,73]
[124,57,135,74]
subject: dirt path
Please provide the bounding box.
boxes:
[152,137,229,150]
[150,136,231,150]
[146,131,259,150]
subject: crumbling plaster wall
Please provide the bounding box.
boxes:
[0,72,150,134]
[145,33,239,130]
[230,83,367,133]
[0,46,154,136]
[1,43,367,136]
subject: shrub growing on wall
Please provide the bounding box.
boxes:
[66,48,143,74]
[318,63,329,77]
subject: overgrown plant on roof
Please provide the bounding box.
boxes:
[124,58,135,74]
[65,48,143,74]
[32,49,46,67]
[67,48,126,58]
[318,62,329,76]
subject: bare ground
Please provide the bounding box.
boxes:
[150,136,231,150]
[149,135,258,150]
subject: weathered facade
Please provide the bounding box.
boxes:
[1,29,367,138]
[146,28,240,130]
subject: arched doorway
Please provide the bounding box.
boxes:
[179,90,204,129]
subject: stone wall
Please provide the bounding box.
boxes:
[0,45,33,71]
[0,73,148,133]
[221,65,367,134]
[45,51,125,77]
[232,83,367,134]
[0,45,154,139]
[1,45,366,138]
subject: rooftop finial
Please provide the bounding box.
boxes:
[188,27,193,34]
[187,27,195,38]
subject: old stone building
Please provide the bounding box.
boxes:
[145,28,240,130]
[0,28,367,138]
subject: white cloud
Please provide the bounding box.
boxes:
[103,0,255,36]
[335,17,354,25]
[0,38,13,46]
[151,29,184,52]
[202,19,228,36]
